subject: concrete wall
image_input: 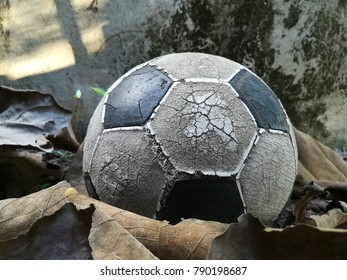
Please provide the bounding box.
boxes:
[0,0,346,151]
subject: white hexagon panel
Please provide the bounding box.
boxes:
[148,82,257,176]
[83,52,297,225]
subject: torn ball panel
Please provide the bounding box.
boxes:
[104,65,173,128]
[88,129,166,218]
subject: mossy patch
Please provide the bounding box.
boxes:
[146,0,275,75]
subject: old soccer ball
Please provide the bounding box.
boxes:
[83,52,297,224]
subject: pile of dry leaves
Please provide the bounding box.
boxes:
[1,86,347,259]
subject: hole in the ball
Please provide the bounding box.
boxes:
[157,177,244,224]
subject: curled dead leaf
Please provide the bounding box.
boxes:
[311,208,347,229]
[0,86,75,152]
[292,181,347,228]
[89,205,157,260]
[0,203,93,260]
[65,184,228,260]
[0,181,69,242]
[295,128,347,183]
[292,181,325,225]
[0,182,226,259]
[208,213,347,260]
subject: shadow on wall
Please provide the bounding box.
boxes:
[0,0,115,141]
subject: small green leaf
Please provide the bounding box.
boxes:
[91,87,106,97]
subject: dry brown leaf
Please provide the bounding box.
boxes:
[0,181,68,242]
[284,128,347,228]
[295,128,347,183]
[208,213,347,260]
[291,180,347,228]
[0,203,93,259]
[89,204,157,260]
[0,87,73,152]
[0,183,156,260]
[157,219,228,260]
[292,182,324,225]
[65,185,228,260]
[311,208,347,229]
[0,181,227,260]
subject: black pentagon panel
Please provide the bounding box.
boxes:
[230,69,289,132]
[104,65,173,129]
[157,177,244,224]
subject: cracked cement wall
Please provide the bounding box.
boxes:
[0,0,346,151]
